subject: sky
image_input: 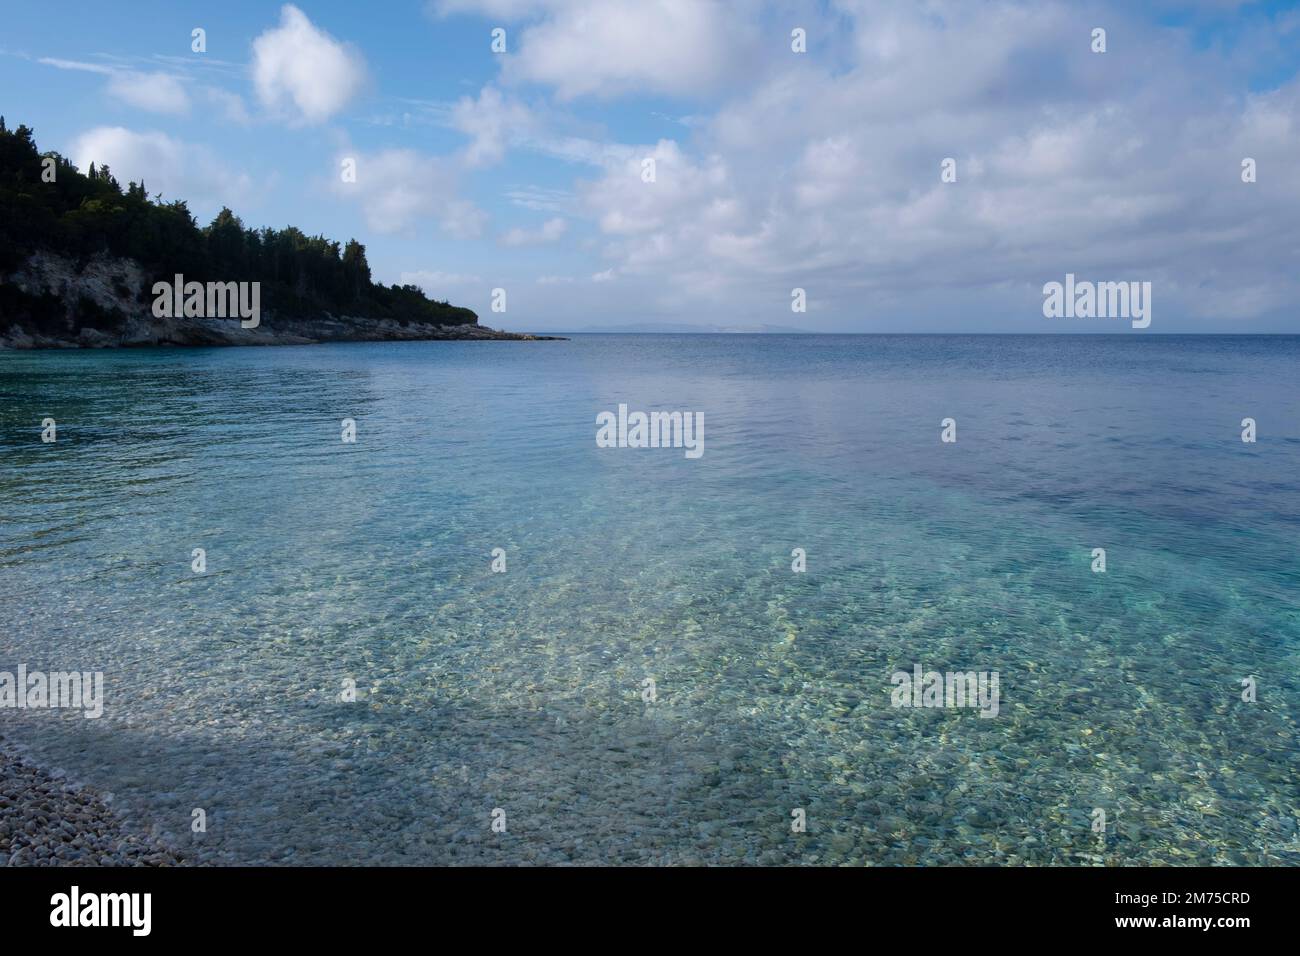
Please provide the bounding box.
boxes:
[2,0,1300,333]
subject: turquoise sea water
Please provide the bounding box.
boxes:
[1,334,1297,865]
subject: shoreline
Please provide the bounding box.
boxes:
[0,735,187,867]
[0,319,567,350]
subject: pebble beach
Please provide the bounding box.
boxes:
[0,737,186,867]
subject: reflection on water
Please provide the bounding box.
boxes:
[1,335,1297,864]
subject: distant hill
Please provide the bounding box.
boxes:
[0,117,517,347]
[572,322,814,334]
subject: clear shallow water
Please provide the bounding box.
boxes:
[1,334,1297,865]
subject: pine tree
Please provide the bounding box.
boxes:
[0,117,479,329]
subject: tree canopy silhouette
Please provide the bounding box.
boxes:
[0,118,476,327]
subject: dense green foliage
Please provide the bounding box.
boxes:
[0,117,476,326]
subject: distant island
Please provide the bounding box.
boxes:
[574,322,813,334]
[0,118,557,347]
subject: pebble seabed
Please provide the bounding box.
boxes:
[1,736,187,866]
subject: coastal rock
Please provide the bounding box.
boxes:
[0,252,563,348]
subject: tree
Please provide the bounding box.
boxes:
[0,117,479,331]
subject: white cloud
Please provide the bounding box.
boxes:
[579,139,733,239]
[431,0,547,16]
[204,88,252,125]
[105,72,190,115]
[505,186,573,212]
[36,57,113,75]
[37,58,190,115]
[333,149,486,237]
[540,0,1300,328]
[451,86,536,166]
[500,217,567,246]
[252,4,368,124]
[441,199,491,240]
[433,0,759,99]
[400,270,484,298]
[71,127,252,215]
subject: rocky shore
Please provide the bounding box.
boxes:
[0,251,565,348]
[0,315,565,349]
[0,737,187,867]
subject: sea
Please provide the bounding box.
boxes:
[1,334,1296,864]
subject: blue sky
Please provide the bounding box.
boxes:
[3,0,1300,332]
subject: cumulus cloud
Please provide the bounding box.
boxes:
[333,149,487,237]
[451,86,537,166]
[253,4,368,123]
[433,0,760,99]
[71,127,253,214]
[536,0,1300,328]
